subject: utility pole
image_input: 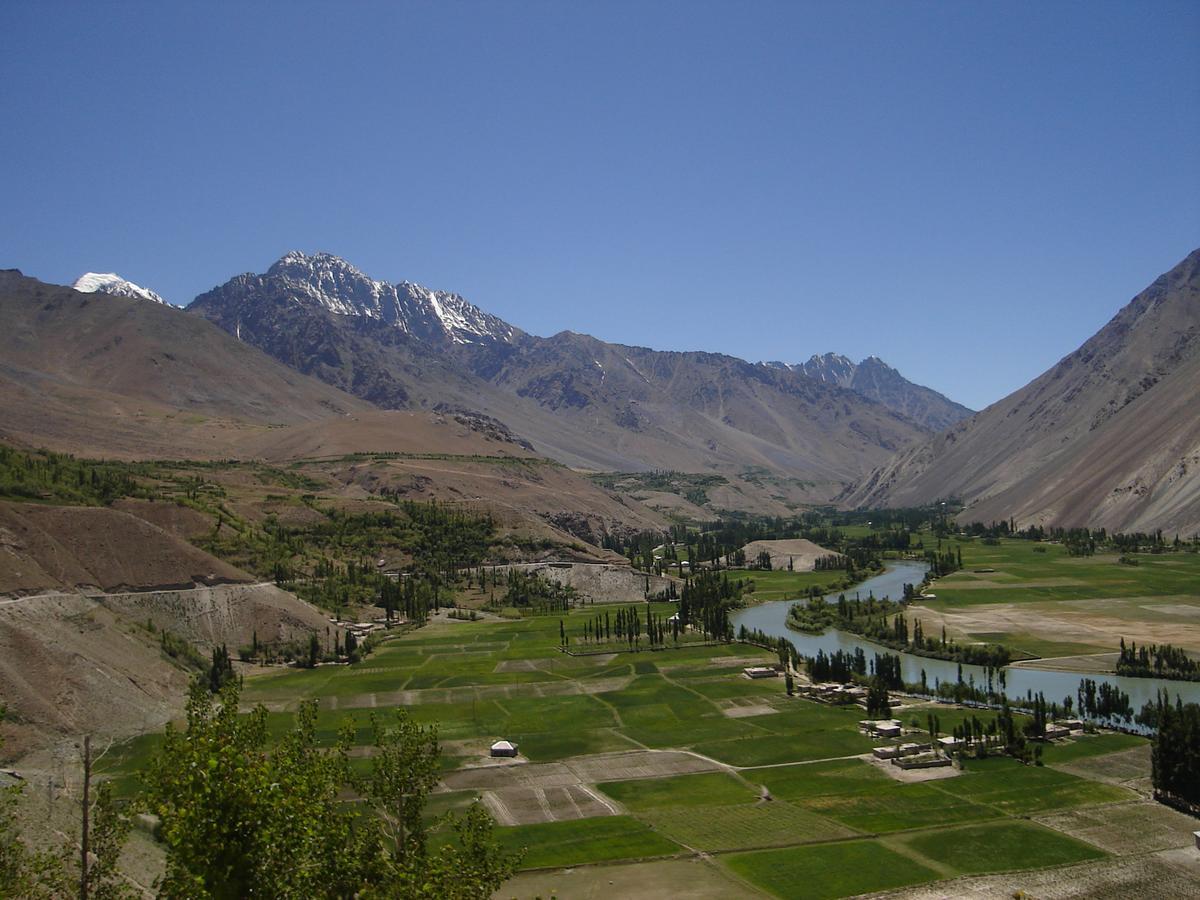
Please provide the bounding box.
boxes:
[80,734,91,900]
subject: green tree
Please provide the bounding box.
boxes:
[307,632,321,668]
[144,680,518,899]
[0,709,132,899]
[0,730,65,897]
[865,678,891,718]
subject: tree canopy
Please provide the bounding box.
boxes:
[144,681,519,899]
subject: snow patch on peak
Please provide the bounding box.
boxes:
[73,272,171,305]
[795,353,857,388]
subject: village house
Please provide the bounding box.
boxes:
[744,666,779,679]
[859,719,902,738]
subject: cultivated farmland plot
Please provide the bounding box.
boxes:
[103,604,1200,898]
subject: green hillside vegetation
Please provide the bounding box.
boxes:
[0,444,153,505]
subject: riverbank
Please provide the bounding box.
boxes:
[731,562,1200,714]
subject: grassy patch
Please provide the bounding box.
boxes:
[732,568,847,603]
[750,759,892,801]
[898,820,1105,875]
[924,540,1200,610]
[930,757,1132,814]
[641,801,855,851]
[725,839,940,899]
[1039,732,1146,765]
[507,728,634,762]
[801,782,997,833]
[496,816,681,869]
[599,772,758,811]
[694,728,871,766]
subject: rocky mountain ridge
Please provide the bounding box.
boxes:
[264,251,521,346]
[764,353,973,432]
[187,252,935,488]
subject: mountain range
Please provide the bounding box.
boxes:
[764,353,973,432]
[187,251,946,488]
[5,245,1197,533]
[0,269,668,548]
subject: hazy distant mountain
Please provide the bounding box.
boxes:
[73,271,171,305]
[188,252,932,486]
[764,354,973,432]
[845,248,1200,535]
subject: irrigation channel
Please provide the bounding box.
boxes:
[730,560,1200,711]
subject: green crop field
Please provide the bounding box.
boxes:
[641,801,856,851]
[1038,732,1145,764]
[752,758,892,800]
[929,756,1133,814]
[732,568,847,602]
[726,840,942,899]
[493,816,682,868]
[927,538,1200,607]
[803,781,998,833]
[100,603,1155,897]
[897,820,1106,874]
[599,771,758,810]
[910,538,1200,658]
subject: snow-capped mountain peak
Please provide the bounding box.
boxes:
[73,272,171,305]
[798,352,857,387]
[759,351,973,431]
[761,352,856,387]
[260,251,519,346]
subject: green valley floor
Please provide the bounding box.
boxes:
[103,606,1200,898]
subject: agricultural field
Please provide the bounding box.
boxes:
[732,568,849,603]
[913,538,1200,658]
[101,605,1196,898]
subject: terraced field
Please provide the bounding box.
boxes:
[102,605,1196,898]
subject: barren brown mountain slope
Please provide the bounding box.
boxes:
[0,500,333,755]
[845,249,1200,534]
[0,269,374,457]
[0,592,190,758]
[0,501,251,595]
[0,582,334,759]
[0,272,665,541]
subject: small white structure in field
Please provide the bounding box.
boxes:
[490,740,518,758]
[744,666,779,679]
[937,735,963,750]
[1042,724,1070,740]
[1193,830,1200,851]
[861,719,903,738]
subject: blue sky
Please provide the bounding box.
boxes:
[2,1,1197,410]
